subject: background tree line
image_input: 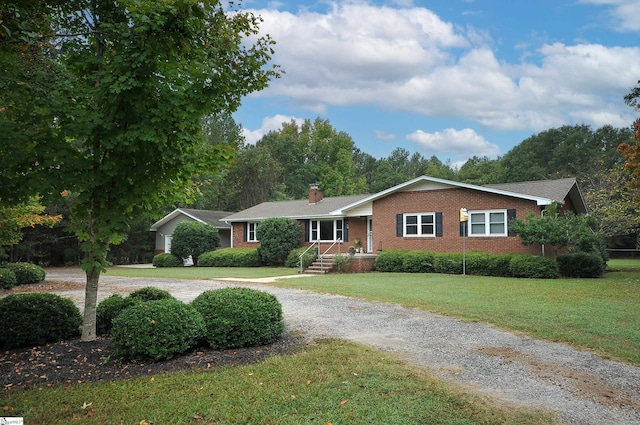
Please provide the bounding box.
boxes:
[10,114,639,267]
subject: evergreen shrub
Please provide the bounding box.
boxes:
[433,253,464,274]
[170,221,220,265]
[198,248,261,267]
[152,253,183,267]
[110,299,205,361]
[5,262,46,285]
[557,252,605,278]
[0,293,82,349]
[402,250,435,273]
[128,286,175,302]
[0,267,17,290]
[256,218,301,266]
[374,249,408,272]
[191,288,285,350]
[285,247,317,269]
[96,294,141,335]
[509,255,559,279]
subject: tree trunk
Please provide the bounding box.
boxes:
[81,265,101,341]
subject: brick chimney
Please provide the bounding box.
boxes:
[309,183,323,204]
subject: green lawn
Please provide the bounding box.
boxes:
[1,339,559,425]
[108,259,640,365]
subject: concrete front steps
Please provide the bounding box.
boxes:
[303,256,336,274]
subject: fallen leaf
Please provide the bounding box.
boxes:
[340,400,347,405]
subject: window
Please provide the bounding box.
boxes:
[247,222,258,242]
[403,213,435,237]
[468,210,507,236]
[310,219,344,241]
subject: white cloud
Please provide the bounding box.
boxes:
[579,0,640,31]
[375,130,396,141]
[246,2,640,138]
[406,128,500,158]
[241,114,306,145]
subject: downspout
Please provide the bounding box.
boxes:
[225,220,233,248]
[541,208,545,257]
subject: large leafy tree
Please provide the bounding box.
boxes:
[1,0,280,341]
[618,80,640,198]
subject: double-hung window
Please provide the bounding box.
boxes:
[310,219,344,241]
[469,210,507,236]
[247,222,258,242]
[403,213,435,237]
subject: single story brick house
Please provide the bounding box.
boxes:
[222,175,587,257]
[150,208,233,255]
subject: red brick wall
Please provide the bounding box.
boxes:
[372,188,544,255]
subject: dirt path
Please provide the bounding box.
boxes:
[41,269,640,425]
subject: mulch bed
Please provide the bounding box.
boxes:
[1,331,304,392]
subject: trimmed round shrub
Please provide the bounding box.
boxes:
[402,250,435,273]
[110,299,205,361]
[191,288,285,350]
[374,249,408,272]
[5,262,46,285]
[433,253,464,274]
[509,255,559,279]
[0,267,17,290]
[482,254,516,277]
[285,247,317,269]
[199,248,262,267]
[96,294,141,335]
[0,293,82,349]
[128,286,175,302]
[557,252,605,278]
[152,253,184,267]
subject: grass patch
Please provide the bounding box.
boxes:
[105,266,298,279]
[1,339,558,425]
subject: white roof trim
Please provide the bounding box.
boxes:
[149,208,206,231]
[332,175,554,215]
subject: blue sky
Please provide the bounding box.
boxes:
[232,0,640,167]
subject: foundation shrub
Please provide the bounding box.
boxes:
[285,247,317,269]
[198,248,261,267]
[557,252,605,278]
[374,249,408,272]
[509,255,559,279]
[191,288,285,350]
[402,250,435,273]
[0,293,82,349]
[0,268,17,290]
[433,253,464,274]
[110,299,205,361]
[5,262,45,285]
[152,253,183,267]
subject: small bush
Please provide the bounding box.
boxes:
[5,262,46,285]
[482,254,516,277]
[198,248,262,267]
[509,255,559,279]
[96,294,140,335]
[333,254,353,272]
[402,251,435,273]
[191,287,285,350]
[0,267,17,290]
[110,299,205,361]
[128,286,175,302]
[0,293,82,349]
[433,253,464,274]
[557,252,605,278]
[285,247,317,269]
[374,249,408,272]
[152,253,183,267]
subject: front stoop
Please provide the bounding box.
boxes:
[304,257,336,274]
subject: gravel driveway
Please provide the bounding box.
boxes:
[44,268,640,425]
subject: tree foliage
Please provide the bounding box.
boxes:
[2,0,280,341]
[0,197,61,251]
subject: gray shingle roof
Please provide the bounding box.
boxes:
[485,177,587,213]
[179,209,233,229]
[223,195,370,222]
